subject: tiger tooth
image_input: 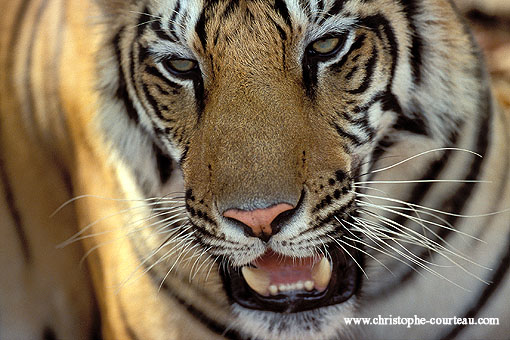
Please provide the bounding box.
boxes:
[304,280,314,291]
[241,267,270,296]
[311,257,332,290]
[269,285,278,295]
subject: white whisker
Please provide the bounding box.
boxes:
[369,148,482,175]
[355,179,490,185]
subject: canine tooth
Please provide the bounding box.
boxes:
[311,257,332,290]
[241,267,270,296]
[304,280,314,291]
[269,285,278,295]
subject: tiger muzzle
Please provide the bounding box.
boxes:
[221,245,361,313]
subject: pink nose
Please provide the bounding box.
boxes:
[223,203,294,240]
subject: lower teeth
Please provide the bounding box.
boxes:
[241,256,332,296]
[269,280,314,295]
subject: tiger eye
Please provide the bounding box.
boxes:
[166,59,197,73]
[311,37,341,55]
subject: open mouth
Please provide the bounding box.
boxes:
[220,246,361,313]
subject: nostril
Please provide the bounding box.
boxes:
[223,203,295,241]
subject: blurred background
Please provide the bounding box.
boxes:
[455,0,510,110]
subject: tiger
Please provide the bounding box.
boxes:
[1,0,509,339]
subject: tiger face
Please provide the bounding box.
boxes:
[179,2,368,323]
[99,0,481,338]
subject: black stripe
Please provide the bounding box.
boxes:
[338,109,376,140]
[347,91,405,135]
[0,142,31,262]
[153,143,173,184]
[439,231,510,340]
[370,135,396,166]
[221,0,240,19]
[402,0,424,83]
[393,110,429,135]
[151,20,176,42]
[179,144,190,164]
[136,6,151,36]
[327,0,346,17]
[344,64,358,81]
[268,15,287,41]
[302,56,319,97]
[142,83,168,122]
[332,122,364,147]
[274,0,292,30]
[359,15,399,84]
[164,286,248,340]
[317,0,325,12]
[137,44,150,67]
[353,114,376,140]
[129,42,139,98]
[331,34,366,73]
[195,9,208,50]
[380,92,403,115]
[112,30,140,124]
[347,44,378,94]
[313,195,356,223]
[145,66,183,90]
[192,75,205,120]
[168,0,181,41]
[358,14,427,137]
[178,9,190,33]
[129,8,155,121]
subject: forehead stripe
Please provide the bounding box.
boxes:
[195,9,208,50]
[274,0,292,29]
[136,6,152,36]
[151,20,177,42]
[327,0,347,17]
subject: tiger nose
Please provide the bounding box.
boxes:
[223,203,295,242]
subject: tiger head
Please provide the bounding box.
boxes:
[98,0,482,338]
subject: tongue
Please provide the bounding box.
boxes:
[254,251,318,285]
[241,250,333,296]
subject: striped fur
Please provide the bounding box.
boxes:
[1,0,509,339]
